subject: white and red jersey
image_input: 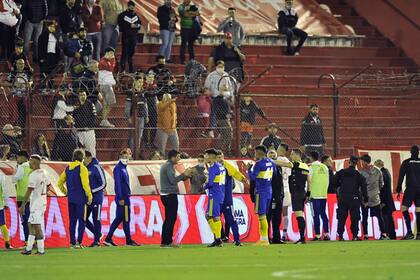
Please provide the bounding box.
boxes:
[28,169,50,212]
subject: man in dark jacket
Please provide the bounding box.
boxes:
[38,21,61,91]
[0,124,21,158]
[260,123,282,151]
[147,55,177,96]
[73,91,97,157]
[59,0,83,37]
[375,159,396,240]
[52,114,79,161]
[78,27,94,64]
[22,0,48,62]
[267,149,284,244]
[214,92,233,155]
[396,145,420,240]
[278,0,307,55]
[84,151,106,247]
[240,96,266,147]
[335,156,368,241]
[118,1,141,73]
[300,104,325,157]
[157,0,177,62]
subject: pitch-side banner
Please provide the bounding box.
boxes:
[0,194,415,247]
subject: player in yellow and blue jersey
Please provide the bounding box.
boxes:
[204,148,226,247]
[248,145,276,246]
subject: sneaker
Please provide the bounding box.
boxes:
[402,232,415,240]
[312,236,321,241]
[352,237,362,241]
[207,131,215,138]
[363,235,369,240]
[254,240,270,246]
[221,237,229,243]
[103,240,117,247]
[21,250,32,255]
[281,235,287,242]
[89,242,100,248]
[126,241,140,246]
[74,243,84,249]
[271,239,285,244]
[294,239,306,245]
[5,242,13,250]
[35,252,45,255]
[338,236,345,241]
[234,241,243,247]
[323,234,331,241]
[294,52,300,56]
[70,243,76,249]
[100,119,115,128]
[379,234,390,240]
[207,239,223,247]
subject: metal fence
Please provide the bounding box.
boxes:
[0,64,419,161]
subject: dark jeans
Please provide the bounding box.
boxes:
[337,196,361,238]
[120,36,137,72]
[180,28,195,63]
[267,196,283,243]
[312,198,329,235]
[161,194,178,245]
[0,23,16,60]
[281,27,308,54]
[40,53,60,89]
[17,201,30,242]
[362,204,386,236]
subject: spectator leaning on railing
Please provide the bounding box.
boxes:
[157,0,177,63]
[22,0,48,63]
[101,0,124,53]
[217,7,245,47]
[155,93,179,155]
[73,91,97,157]
[82,0,104,61]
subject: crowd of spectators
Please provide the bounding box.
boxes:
[0,0,311,161]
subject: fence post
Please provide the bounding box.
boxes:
[26,90,33,152]
[234,91,241,156]
[332,87,339,158]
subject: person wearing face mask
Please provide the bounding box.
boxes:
[73,91,97,157]
[204,60,233,138]
[278,0,307,56]
[217,7,245,47]
[300,104,325,157]
[157,0,177,63]
[190,154,207,194]
[160,149,193,247]
[118,1,141,73]
[104,149,139,246]
[208,32,245,81]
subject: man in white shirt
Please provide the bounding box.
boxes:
[277,143,291,241]
[19,154,50,255]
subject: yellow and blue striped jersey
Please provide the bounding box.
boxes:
[249,158,276,195]
[205,162,226,197]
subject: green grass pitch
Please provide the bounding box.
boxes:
[1,241,420,280]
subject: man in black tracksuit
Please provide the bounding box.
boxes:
[300,104,325,157]
[277,0,307,55]
[396,145,420,240]
[375,159,396,240]
[260,123,282,151]
[267,150,284,244]
[118,1,141,73]
[335,156,368,241]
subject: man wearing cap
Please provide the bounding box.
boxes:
[278,0,307,56]
[0,124,21,158]
[334,156,368,241]
[301,104,325,157]
[58,149,93,248]
[217,7,245,47]
[20,154,51,255]
[12,150,32,243]
[118,1,141,73]
[396,145,420,240]
[260,123,282,151]
[209,32,246,81]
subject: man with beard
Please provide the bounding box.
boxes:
[300,104,325,157]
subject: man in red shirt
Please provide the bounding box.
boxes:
[98,47,117,127]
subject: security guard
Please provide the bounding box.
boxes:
[396,145,420,240]
[267,150,284,244]
[275,149,310,244]
[335,156,368,241]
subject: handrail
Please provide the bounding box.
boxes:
[337,64,373,90]
[239,65,273,93]
[317,73,337,93]
[409,73,420,85]
[383,0,420,30]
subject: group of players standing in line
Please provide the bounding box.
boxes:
[1,143,420,254]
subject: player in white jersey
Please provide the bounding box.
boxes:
[277,144,291,241]
[19,155,51,255]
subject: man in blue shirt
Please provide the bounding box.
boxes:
[104,149,139,246]
[58,149,93,248]
[84,151,106,247]
[205,148,226,247]
[248,145,276,246]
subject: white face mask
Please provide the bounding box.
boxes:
[121,158,129,165]
[216,67,224,74]
[198,162,205,167]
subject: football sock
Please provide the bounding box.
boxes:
[36,239,45,253]
[207,219,215,236]
[0,225,9,242]
[26,235,35,251]
[297,217,306,240]
[403,211,412,233]
[214,220,222,239]
[259,216,268,241]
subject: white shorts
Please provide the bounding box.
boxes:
[29,209,45,225]
[283,190,291,207]
[99,85,116,106]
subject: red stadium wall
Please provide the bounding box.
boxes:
[348,0,420,65]
[0,194,416,247]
